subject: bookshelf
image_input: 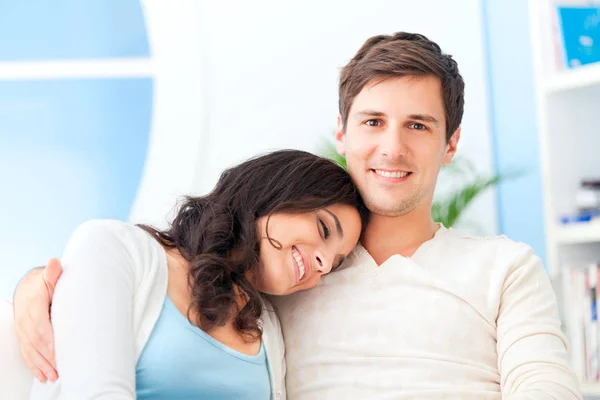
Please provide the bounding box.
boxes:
[529,1,600,397]
[556,222,600,244]
[582,382,600,397]
[544,62,600,93]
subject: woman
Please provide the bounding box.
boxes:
[29,149,368,399]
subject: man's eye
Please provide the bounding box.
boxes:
[409,123,427,130]
[365,119,381,127]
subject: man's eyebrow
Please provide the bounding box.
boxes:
[353,111,440,127]
[324,209,343,238]
[408,114,440,126]
[354,110,387,118]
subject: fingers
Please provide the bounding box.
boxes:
[43,258,63,298]
[15,307,58,380]
[20,343,57,382]
[21,310,56,369]
[13,263,60,382]
[14,262,59,380]
[29,308,57,369]
[39,258,61,370]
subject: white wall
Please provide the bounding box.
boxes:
[132,0,498,235]
[129,0,208,228]
[0,0,497,299]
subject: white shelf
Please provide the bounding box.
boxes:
[543,62,600,94]
[530,1,600,390]
[581,381,600,397]
[555,222,600,244]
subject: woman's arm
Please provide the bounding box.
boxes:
[30,220,138,399]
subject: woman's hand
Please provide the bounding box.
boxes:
[13,259,62,382]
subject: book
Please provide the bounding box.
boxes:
[560,263,600,381]
[556,4,600,68]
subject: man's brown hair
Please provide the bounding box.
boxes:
[339,32,465,142]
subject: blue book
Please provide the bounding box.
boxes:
[560,209,600,224]
[556,5,600,68]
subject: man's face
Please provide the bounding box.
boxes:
[336,75,460,217]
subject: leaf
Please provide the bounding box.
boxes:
[320,138,347,170]
[432,174,506,227]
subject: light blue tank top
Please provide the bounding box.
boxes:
[136,296,271,400]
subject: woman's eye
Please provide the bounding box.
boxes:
[319,219,331,239]
[365,119,381,127]
[409,122,427,130]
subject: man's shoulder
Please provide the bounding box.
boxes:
[431,227,538,273]
[334,244,370,271]
[443,227,531,254]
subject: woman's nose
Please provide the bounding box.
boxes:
[313,250,332,274]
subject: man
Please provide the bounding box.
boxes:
[13,32,581,399]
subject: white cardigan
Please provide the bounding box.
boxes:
[30,219,286,400]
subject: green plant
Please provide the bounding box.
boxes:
[320,139,519,228]
[431,169,503,228]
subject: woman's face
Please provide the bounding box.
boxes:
[253,203,362,295]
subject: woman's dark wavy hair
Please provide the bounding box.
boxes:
[140,149,368,342]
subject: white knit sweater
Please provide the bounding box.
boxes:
[272,225,581,399]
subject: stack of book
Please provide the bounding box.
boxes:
[561,263,600,382]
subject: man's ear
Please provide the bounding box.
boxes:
[335,114,346,156]
[442,127,461,165]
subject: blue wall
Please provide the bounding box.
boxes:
[482,0,547,263]
[0,1,153,299]
[0,0,149,60]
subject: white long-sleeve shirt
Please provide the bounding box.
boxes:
[271,225,581,399]
[29,220,286,400]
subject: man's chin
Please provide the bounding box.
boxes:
[364,200,413,217]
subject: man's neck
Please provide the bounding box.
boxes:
[361,205,439,265]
